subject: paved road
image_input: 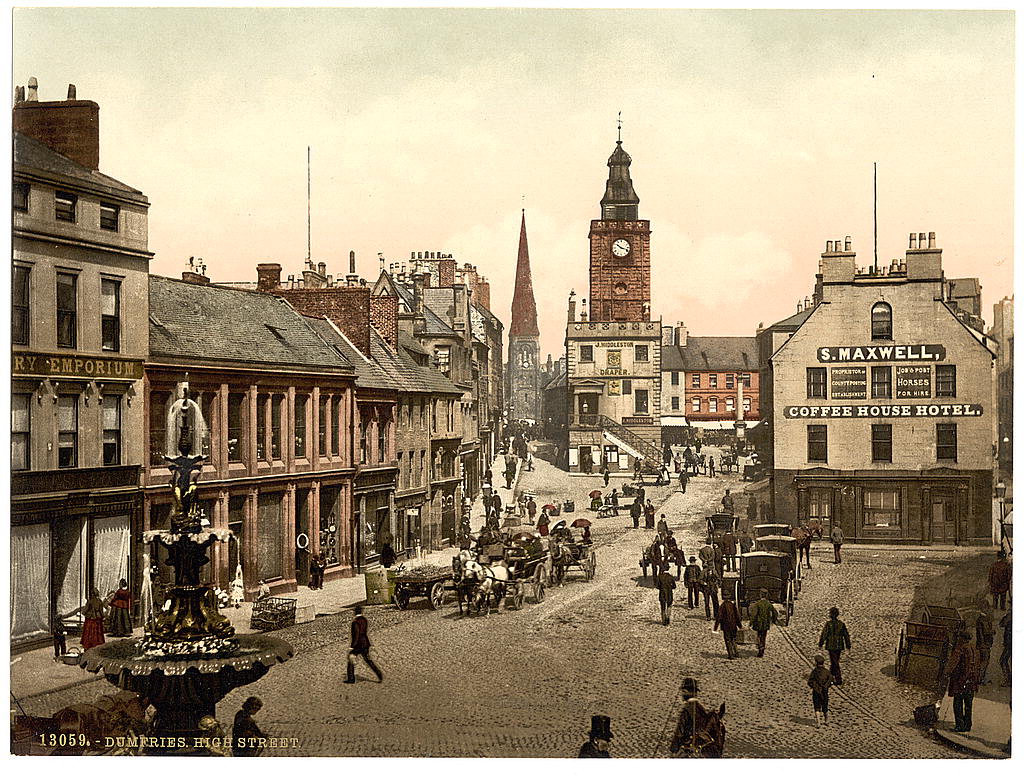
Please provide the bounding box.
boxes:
[20,453,965,757]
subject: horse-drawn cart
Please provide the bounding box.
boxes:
[754,534,801,595]
[707,512,740,545]
[737,551,795,625]
[392,565,454,610]
[553,540,596,584]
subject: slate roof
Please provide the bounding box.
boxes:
[14,131,148,202]
[543,371,567,390]
[380,331,462,395]
[303,316,397,389]
[661,336,759,372]
[768,306,814,330]
[149,275,352,371]
[390,280,457,337]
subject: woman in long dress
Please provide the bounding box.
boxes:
[80,588,107,650]
[108,579,133,637]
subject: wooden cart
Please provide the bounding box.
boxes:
[392,566,454,610]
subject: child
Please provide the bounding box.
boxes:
[52,616,67,662]
[808,654,834,727]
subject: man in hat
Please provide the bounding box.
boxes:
[578,715,612,758]
[829,523,845,564]
[749,588,778,657]
[345,606,383,684]
[945,630,981,733]
[714,591,742,659]
[526,496,537,526]
[818,607,852,686]
[655,568,676,626]
[721,489,735,514]
[807,655,833,727]
[683,557,703,609]
[702,563,720,621]
[988,550,1011,610]
[678,466,689,493]
[657,514,669,538]
[630,498,642,529]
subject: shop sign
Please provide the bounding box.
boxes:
[595,342,636,348]
[817,344,945,363]
[622,416,654,425]
[830,366,867,399]
[895,366,932,399]
[600,368,628,376]
[12,351,144,380]
[783,403,982,419]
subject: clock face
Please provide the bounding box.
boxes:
[518,349,533,368]
[611,238,631,257]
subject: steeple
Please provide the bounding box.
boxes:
[600,137,640,221]
[510,209,540,338]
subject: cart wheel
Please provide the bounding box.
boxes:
[586,555,596,581]
[786,580,795,623]
[896,632,906,678]
[395,589,410,610]
[429,581,447,611]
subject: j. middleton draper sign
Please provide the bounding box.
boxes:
[816,344,946,362]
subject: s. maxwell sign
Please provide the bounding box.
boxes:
[12,352,144,380]
[817,344,945,363]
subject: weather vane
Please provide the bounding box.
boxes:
[617,111,622,142]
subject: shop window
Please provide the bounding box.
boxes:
[12,265,30,345]
[937,423,957,461]
[227,393,245,463]
[55,190,77,222]
[271,396,283,459]
[11,393,31,471]
[871,366,892,399]
[709,374,718,388]
[709,397,718,413]
[57,394,78,468]
[871,423,892,463]
[863,489,900,528]
[294,394,308,459]
[807,367,827,398]
[100,202,119,231]
[102,394,121,466]
[634,389,649,415]
[871,302,893,340]
[670,371,679,386]
[13,182,29,212]
[936,365,956,397]
[807,424,827,463]
[635,345,649,362]
[580,345,594,363]
[101,278,121,352]
[691,373,700,388]
[56,272,77,349]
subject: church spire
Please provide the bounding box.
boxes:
[600,128,640,220]
[510,209,540,338]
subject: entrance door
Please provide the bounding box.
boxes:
[579,446,593,474]
[295,489,310,585]
[930,496,956,544]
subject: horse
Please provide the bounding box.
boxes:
[669,699,727,758]
[462,559,510,614]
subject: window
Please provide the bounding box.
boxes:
[743,397,751,412]
[709,397,718,413]
[56,272,77,348]
[863,489,900,528]
[635,345,649,362]
[807,367,827,398]
[726,373,735,389]
[671,396,679,411]
[318,397,328,456]
[100,202,119,231]
[57,394,78,468]
[149,390,169,466]
[294,394,308,458]
[13,182,29,212]
[11,393,30,471]
[332,397,342,456]
[936,365,956,397]
[871,302,892,340]
[102,394,121,466]
[431,400,438,433]
[871,424,892,463]
[55,190,77,222]
[808,488,832,523]
[256,394,268,460]
[271,396,283,459]
[871,366,892,399]
[377,417,388,463]
[691,373,700,388]
[228,393,245,462]
[398,452,405,489]
[670,371,679,386]
[12,265,30,345]
[359,416,368,463]
[726,397,735,413]
[448,400,455,433]
[435,346,451,375]
[580,345,594,363]
[807,424,827,463]
[709,374,718,388]
[101,278,121,351]
[622,379,632,395]
[743,373,752,388]
[691,397,701,413]
[937,423,957,461]
[634,389,649,415]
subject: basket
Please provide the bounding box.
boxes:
[61,649,83,666]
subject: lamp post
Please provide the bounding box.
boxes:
[995,479,1007,550]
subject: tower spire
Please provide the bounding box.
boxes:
[617,111,622,143]
[510,209,540,338]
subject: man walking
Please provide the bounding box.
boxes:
[722,530,737,572]
[678,467,689,493]
[656,514,669,538]
[602,465,610,488]
[655,568,676,626]
[683,557,702,609]
[975,600,996,684]
[721,489,735,514]
[644,499,656,530]
[749,588,778,657]
[491,491,503,521]
[714,591,742,659]
[998,610,1011,686]
[630,498,642,529]
[830,523,844,564]
[945,630,980,733]
[818,607,852,686]
[345,606,383,683]
[526,496,537,526]
[807,655,834,727]
[708,456,716,478]
[793,523,812,569]
[701,564,720,621]
[988,550,1011,610]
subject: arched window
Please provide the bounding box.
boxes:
[871,302,893,340]
[709,397,718,413]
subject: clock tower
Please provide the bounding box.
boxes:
[508,209,541,425]
[589,139,651,323]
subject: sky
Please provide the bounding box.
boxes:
[12,8,1015,358]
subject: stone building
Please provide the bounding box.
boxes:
[507,210,542,425]
[766,233,996,545]
[11,83,151,647]
[988,296,1013,475]
[566,137,663,475]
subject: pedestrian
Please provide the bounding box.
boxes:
[944,630,981,733]
[51,615,67,662]
[683,557,702,609]
[630,498,642,529]
[656,569,676,626]
[678,467,689,493]
[345,605,383,683]
[807,655,834,727]
[830,524,844,564]
[634,458,642,481]
[484,468,492,487]
[491,491,503,519]
[818,607,852,686]
[702,565,720,621]
[610,488,619,508]
[988,550,1011,609]
[581,524,593,545]
[578,714,613,758]
[527,451,534,472]
[230,564,245,607]
[309,552,326,590]
[232,696,267,757]
[79,588,107,650]
[712,540,724,579]
[721,489,734,514]
[527,497,537,525]
[975,599,996,684]
[746,496,757,525]
[698,541,716,572]
[749,588,778,657]
[714,591,742,659]
[537,508,551,537]
[694,437,702,455]
[793,523,812,569]
[603,466,610,488]
[708,456,716,478]
[108,579,133,637]
[657,515,669,538]
[722,531,737,572]
[739,531,753,555]
[664,530,682,579]
[644,499,656,530]
[637,485,646,504]
[998,610,1011,686]
[380,536,397,569]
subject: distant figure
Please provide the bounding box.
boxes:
[678,467,689,493]
[694,437,702,455]
[230,565,245,607]
[108,579,133,637]
[975,600,996,684]
[610,489,619,508]
[807,655,834,727]
[232,696,267,757]
[345,606,383,683]
[602,466,610,488]
[830,524,845,564]
[79,588,107,650]
[714,591,742,659]
[818,607,851,686]
[988,550,1011,609]
[578,714,613,758]
[527,497,538,525]
[721,489,734,514]
[722,531,738,572]
[644,500,656,530]
[793,524,812,569]
[51,616,67,662]
[683,557,702,609]
[657,515,669,538]
[380,538,397,569]
[708,456,716,478]
[702,565,720,621]
[944,631,980,733]
[656,570,677,626]
[998,610,1011,686]
[749,588,778,657]
[630,499,642,529]
[537,508,550,537]
[309,552,326,590]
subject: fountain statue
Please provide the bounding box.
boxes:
[80,384,292,754]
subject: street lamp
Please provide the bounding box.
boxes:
[995,480,1007,550]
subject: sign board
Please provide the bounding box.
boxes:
[816,344,946,363]
[895,366,932,399]
[12,351,144,380]
[830,366,867,399]
[783,403,982,419]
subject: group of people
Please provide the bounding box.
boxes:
[53,579,135,660]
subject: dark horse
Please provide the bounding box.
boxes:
[669,699,727,758]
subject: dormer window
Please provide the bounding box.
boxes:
[871,302,893,340]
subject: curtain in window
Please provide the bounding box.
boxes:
[257,494,283,580]
[10,523,51,643]
[55,519,86,627]
[93,515,130,598]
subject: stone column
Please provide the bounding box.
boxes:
[284,483,297,585]
[312,385,320,470]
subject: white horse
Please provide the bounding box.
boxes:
[462,559,511,614]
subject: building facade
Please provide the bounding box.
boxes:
[11,85,151,647]
[768,234,996,545]
[989,296,1013,475]
[507,210,542,425]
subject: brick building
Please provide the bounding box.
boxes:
[11,82,151,647]
[765,233,996,545]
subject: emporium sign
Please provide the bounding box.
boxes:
[783,403,982,419]
[817,344,945,362]
[12,351,144,380]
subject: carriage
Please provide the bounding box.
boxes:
[550,523,596,584]
[753,523,792,538]
[392,565,454,610]
[718,452,739,475]
[502,532,552,608]
[753,534,801,595]
[736,551,795,625]
[454,530,550,615]
[895,604,965,684]
[706,512,740,545]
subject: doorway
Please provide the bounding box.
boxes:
[930,495,956,544]
[579,446,593,474]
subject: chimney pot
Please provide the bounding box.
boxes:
[27,77,38,101]
[909,233,917,249]
[67,84,76,100]
[918,232,926,247]
[844,236,851,252]
[14,85,24,104]
[928,231,936,249]
[317,261,326,276]
[826,240,833,252]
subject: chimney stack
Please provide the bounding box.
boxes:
[567,291,576,323]
[928,231,936,249]
[27,77,38,101]
[580,298,588,322]
[844,236,852,252]
[67,84,76,100]
[256,263,282,292]
[13,78,101,169]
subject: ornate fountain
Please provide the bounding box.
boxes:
[80,385,292,753]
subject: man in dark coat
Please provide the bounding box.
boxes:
[678,467,689,493]
[683,557,702,609]
[722,531,738,572]
[988,550,1011,609]
[945,631,981,732]
[630,498,642,529]
[807,655,833,727]
[975,600,996,684]
[749,588,778,657]
[345,606,383,683]
[578,715,613,757]
[655,569,676,626]
[818,607,852,686]
[491,491,503,519]
[721,489,735,514]
[714,591,742,658]
[232,696,267,757]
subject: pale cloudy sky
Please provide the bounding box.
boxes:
[13,8,1014,357]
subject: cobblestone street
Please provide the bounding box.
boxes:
[20,453,970,758]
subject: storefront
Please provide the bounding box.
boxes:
[354,468,396,569]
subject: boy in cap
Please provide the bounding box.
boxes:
[807,655,833,727]
[578,714,613,757]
